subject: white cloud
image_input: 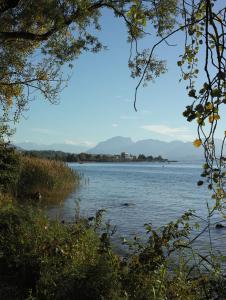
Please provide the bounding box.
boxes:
[64,140,95,147]
[141,124,194,141]
[112,123,119,127]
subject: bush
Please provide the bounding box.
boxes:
[0,204,225,300]
[0,142,20,194]
[17,156,80,203]
[0,204,123,300]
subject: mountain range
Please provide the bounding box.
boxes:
[87,136,205,161]
[15,136,222,161]
[15,142,89,154]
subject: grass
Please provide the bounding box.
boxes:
[0,203,121,300]
[17,156,80,203]
[0,202,225,300]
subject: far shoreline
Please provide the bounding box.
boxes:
[22,149,177,164]
[71,160,178,164]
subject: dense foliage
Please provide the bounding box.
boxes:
[0,203,225,300]
[0,0,171,136]
[0,142,20,194]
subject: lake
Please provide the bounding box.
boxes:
[48,162,226,254]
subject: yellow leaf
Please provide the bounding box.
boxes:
[209,114,220,123]
[209,115,214,123]
[193,139,202,148]
[214,114,220,120]
[206,103,213,110]
[6,96,13,106]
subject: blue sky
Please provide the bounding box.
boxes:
[13,9,225,147]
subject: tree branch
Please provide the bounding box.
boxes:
[0,1,109,42]
[134,16,205,111]
[0,0,20,15]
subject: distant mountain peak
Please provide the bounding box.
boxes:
[102,136,133,142]
[88,136,211,160]
[88,136,133,155]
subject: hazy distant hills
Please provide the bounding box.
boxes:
[15,142,89,154]
[16,136,222,161]
[88,136,134,155]
[88,136,205,161]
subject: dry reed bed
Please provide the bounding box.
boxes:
[17,156,80,203]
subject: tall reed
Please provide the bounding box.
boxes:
[17,156,80,203]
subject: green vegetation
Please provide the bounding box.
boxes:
[0,1,225,299]
[23,150,168,163]
[0,203,225,300]
[0,145,224,299]
[0,144,79,203]
[0,142,20,194]
[17,156,80,203]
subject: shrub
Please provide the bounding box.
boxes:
[0,142,20,195]
[0,204,225,300]
[0,204,123,300]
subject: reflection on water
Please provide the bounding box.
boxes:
[48,162,226,254]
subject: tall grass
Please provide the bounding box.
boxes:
[17,156,80,203]
[0,203,225,300]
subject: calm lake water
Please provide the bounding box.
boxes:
[48,162,226,254]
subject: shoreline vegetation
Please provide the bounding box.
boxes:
[0,144,80,205]
[0,145,226,299]
[0,202,226,299]
[0,0,225,298]
[17,156,80,203]
[22,150,175,163]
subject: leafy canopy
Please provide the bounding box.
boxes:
[0,0,225,211]
[0,0,175,130]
